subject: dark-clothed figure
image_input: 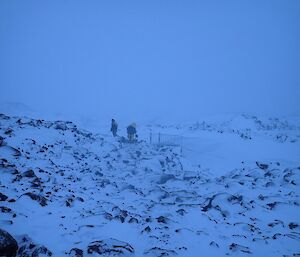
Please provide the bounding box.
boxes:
[127,123,137,141]
[111,119,118,137]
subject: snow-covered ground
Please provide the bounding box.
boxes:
[1,112,300,257]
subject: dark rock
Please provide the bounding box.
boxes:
[95,171,103,176]
[112,209,128,223]
[156,216,167,224]
[0,206,12,213]
[4,128,13,135]
[114,215,126,223]
[104,212,113,221]
[142,226,151,233]
[202,194,217,212]
[176,209,187,216]
[87,238,134,256]
[268,220,284,228]
[0,113,10,120]
[128,217,139,224]
[22,170,36,178]
[256,162,269,170]
[264,171,273,177]
[31,178,42,188]
[0,229,18,257]
[54,121,68,130]
[10,147,21,157]
[32,246,52,257]
[69,248,83,257]
[289,222,299,230]
[144,247,177,256]
[29,243,36,249]
[0,192,8,201]
[266,202,277,210]
[76,197,84,202]
[227,194,243,203]
[66,198,73,207]
[209,241,219,248]
[23,193,48,206]
[229,243,251,254]
[17,235,52,257]
[119,210,128,220]
[272,233,282,240]
[17,245,27,257]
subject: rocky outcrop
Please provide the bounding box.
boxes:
[0,229,18,257]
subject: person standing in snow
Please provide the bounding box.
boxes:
[127,123,137,141]
[111,119,118,137]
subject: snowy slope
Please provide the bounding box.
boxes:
[0,113,300,257]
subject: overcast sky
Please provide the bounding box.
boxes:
[1,0,300,123]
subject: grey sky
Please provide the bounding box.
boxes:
[1,0,300,123]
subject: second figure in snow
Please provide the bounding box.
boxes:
[127,123,137,142]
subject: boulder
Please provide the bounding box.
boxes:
[69,248,83,257]
[23,193,47,207]
[0,229,18,257]
[22,170,36,178]
[0,192,8,201]
[17,235,52,257]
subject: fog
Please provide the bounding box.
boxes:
[1,0,300,124]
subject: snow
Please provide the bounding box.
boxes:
[0,112,300,256]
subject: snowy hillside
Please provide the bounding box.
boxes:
[1,113,300,257]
